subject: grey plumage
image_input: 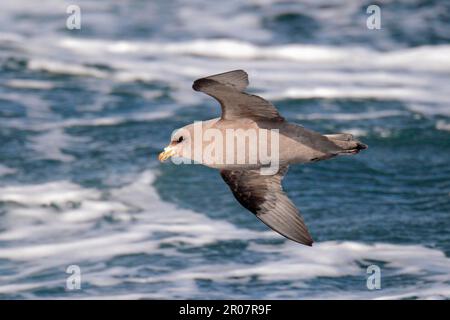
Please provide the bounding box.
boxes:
[161,70,367,246]
[221,166,313,246]
[193,70,284,122]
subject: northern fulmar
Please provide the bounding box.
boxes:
[159,70,367,246]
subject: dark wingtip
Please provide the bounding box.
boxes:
[192,78,215,91]
[293,236,314,246]
[305,238,314,247]
[357,142,368,150]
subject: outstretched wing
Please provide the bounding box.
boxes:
[220,166,313,246]
[192,70,284,122]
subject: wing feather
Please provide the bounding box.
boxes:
[193,70,284,122]
[220,166,313,246]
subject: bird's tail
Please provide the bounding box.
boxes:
[325,133,368,155]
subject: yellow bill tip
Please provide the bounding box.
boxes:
[158,146,175,162]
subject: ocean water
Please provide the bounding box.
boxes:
[0,0,449,299]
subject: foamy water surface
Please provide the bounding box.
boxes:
[0,0,449,299]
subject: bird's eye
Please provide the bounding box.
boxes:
[177,136,184,143]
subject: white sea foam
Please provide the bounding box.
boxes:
[436,121,450,132]
[133,240,450,283]
[0,71,173,131]
[0,180,98,205]
[0,170,449,299]
[268,86,449,103]
[0,164,17,176]
[1,0,449,300]
[57,38,450,72]
[65,110,174,127]
[28,128,89,162]
[4,33,444,108]
[28,59,109,78]
[90,238,450,299]
[0,171,265,262]
[5,79,54,90]
[296,110,405,121]
[407,104,450,118]
[338,128,368,137]
[35,37,445,105]
[0,92,51,118]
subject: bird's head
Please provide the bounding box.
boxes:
[158,125,193,162]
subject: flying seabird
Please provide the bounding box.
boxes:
[159,70,367,246]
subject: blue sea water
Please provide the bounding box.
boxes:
[0,0,449,299]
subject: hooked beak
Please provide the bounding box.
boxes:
[158,145,176,162]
